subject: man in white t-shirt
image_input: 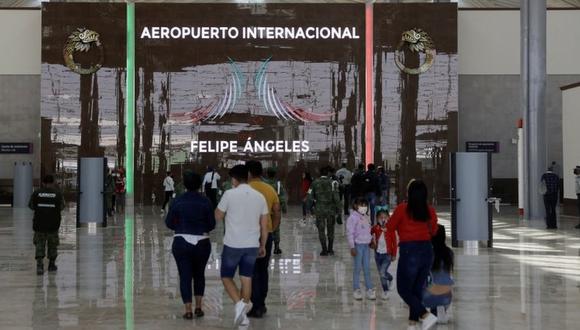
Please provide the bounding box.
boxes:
[161,171,174,212]
[202,167,221,208]
[215,164,268,327]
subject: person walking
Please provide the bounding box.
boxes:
[422,224,454,324]
[162,171,175,213]
[540,167,560,229]
[300,172,313,226]
[104,168,115,217]
[350,164,366,200]
[347,197,376,301]
[363,163,382,224]
[28,175,65,275]
[371,206,394,300]
[246,160,281,318]
[387,180,439,330]
[264,167,287,255]
[308,166,341,256]
[165,171,215,319]
[114,169,126,214]
[378,166,390,206]
[336,163,353,216]
[575,167,580,229]
[202,166,220,209]
[215,165,269,327]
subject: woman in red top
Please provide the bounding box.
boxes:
[386,180,438,330]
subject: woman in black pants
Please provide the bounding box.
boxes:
[165,171,216,319]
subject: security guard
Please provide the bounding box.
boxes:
[29,175,65,275]
[308,166,341,256]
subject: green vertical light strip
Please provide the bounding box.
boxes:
[124,215,134,330]
[124,3,135,330]
[125,2,135,196]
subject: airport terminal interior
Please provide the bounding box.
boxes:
[1,1,580,329]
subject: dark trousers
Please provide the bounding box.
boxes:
[366,192,377,224]
[34,232,59,260]
[172,237,211,304]
[343,184,351,215]
[252,233,273,309]
[207,189,218,209]
[162,191,173,210]
[396,241,434,322]
[543,193,558,228]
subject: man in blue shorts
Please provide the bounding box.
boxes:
[215,164,268,327]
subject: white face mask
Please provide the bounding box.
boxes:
[357,207,368,215]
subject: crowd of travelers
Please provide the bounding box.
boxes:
[29,161,456,330]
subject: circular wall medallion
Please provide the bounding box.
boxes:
[63,28,104,75]
[394,28,436,75]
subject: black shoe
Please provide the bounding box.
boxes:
[273,248,282,255]
[194,308,204,318]
[36,262,44,275]
[262,306,267,315]
[182,312,193,320]
[320,250,329,256]
[336,217,343,225]
[48,261,57,272]
[328,250,335,256]
[547,227,558,230]
[247,307,264,318]
[575,224,580,229]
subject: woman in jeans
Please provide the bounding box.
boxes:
[387,180,438,330]
[165,171,216,319]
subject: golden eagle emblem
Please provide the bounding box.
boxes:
[395,28,436,75]
[63,28,104,75]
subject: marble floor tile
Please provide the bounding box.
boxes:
[1,205,580,329]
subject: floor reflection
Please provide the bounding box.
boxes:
[1,206,580,329]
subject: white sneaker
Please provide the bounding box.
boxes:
[299,219,306,227]
[436,306,449,324]
[233,300,246,326]
[353,289,363,300]
[366,288,376,300]
[240,313,250,326]
[381,290,390,300]
[421,313,438,330]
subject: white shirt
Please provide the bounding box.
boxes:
[203,171,221,190]
[336,167,353,185]
[174,234,208,245]
[217,184,268,248]
[377,230,387,254]
[163,176,174,191]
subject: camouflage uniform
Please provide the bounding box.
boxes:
[264,177,287,251]
[308,176,341,254]
[28,186,65,274]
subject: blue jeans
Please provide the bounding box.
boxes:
[396,241,434,322]
[423,290,452,312]
[353,243,373,291]
[366,193,377,224]
[374,252,393,291]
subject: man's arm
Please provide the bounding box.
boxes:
[28,191,35,211]
[214,208,225,222]
[258,213,269,257]
[271,202,281,231]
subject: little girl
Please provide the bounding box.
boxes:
[371,206,394,300]
[346,197,375,300]
[423,224,454,324]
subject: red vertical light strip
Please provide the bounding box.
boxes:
[365,1,374,166]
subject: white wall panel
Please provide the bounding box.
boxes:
[0,10,41,75]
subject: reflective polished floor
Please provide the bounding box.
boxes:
[1,204,580,329]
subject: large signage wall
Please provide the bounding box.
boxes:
[41,3,457,205]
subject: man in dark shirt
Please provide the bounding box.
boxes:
[541,167,560,229]
[28,175,65,275]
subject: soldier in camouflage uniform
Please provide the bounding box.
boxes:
[308,166,341,256]
[28,175,65,275]
[264,167,287,255]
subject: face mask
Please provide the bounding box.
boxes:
[357,207,368,215]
